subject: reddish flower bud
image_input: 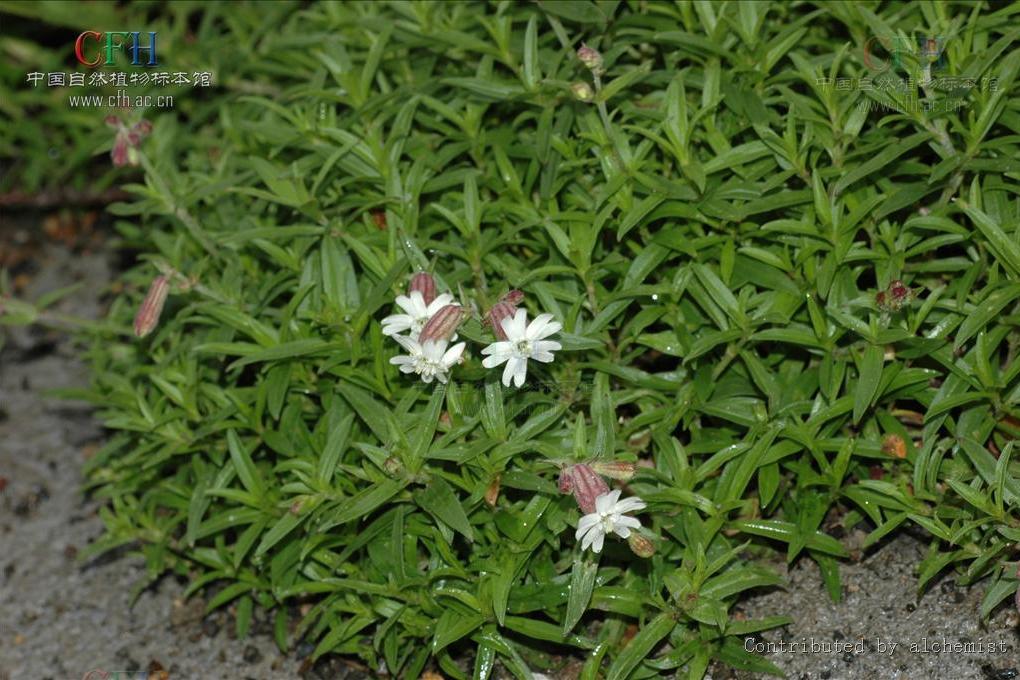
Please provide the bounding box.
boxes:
[502,290,524,306]
[590,460,637,481]
[559,463,610,514]
[133,119,153,136]
[487,301,516,340]
[410,272,436,305]
[889,279,910,302]
[372,211,388,230]
[104,114,121,128]
[134,275,169,338]
[878,280,912,312]
[487,291,524,340]
[627,532,655,558]
[576,44,603,73]
[111,135,130,167]
[418,304,466,344]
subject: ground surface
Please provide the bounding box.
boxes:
[1,232,1019,680]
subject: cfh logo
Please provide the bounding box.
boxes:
[863,35,947,75]
[74,31,159,67]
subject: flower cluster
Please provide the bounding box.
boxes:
[382,275,561,387]
[560,463,650,555]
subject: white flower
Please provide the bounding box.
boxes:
[389,335,465,384]
[575,490,646,553]
[480,309,562,387]
[381,291,454,340]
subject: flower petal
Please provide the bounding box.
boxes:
[442,342,466,366]
[595,489,621,514]
[591,532,605,553]
[482,354,508,369]
[576,513,600,539]
[615,515,641,531]
[614,497,647,514]
[480,341,511,357]
[511,356,528,387]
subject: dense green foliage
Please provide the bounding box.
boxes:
[4,1,1020,677]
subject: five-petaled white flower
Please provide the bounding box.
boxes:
[480,309,561,387]
[381,291,455,340]
[389,335,465,384]
[575,489,646,553]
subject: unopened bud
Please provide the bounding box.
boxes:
[410,272,437,306]
[627,532,656,558]
[487,301,516,340]
[589,460,636,481]
[559,463,610,514]
[419,304,466,344]
[502,290,524,306]
[577,44,603,74]
[104,114,121,128]
[384,456,403,476]
[133,275,169,338]
[878,279,912,312]
[485,474,501,507]
[133,119,153,136]
[487,291,524,340]
[111,135,130,167]
[571,82,595,102]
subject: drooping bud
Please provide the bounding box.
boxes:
[589,460,637,481]
[502,290,524,306]
[418,304,466,344]
[627,532,656,558]
[104,114,120,128]
[487,290,524,340]
[410,272,437,306]
[571,82,595,102]
[133,275,169,338]
[111,134,130,167]
[558,463,610,514]
[576,44,603,74]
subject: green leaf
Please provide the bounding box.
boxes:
[418,476,474,541]
[605,612,676,680]
[227,430,264,499]
[853,345,884,424]
[563,555,599,635]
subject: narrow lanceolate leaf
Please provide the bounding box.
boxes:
[317,412,355,486]
[605,612,676,680]
[227,430,264,498]
[963,206,1020,279]
[417,475,474,541]
[563,555,599,635]
[853,345,884,424]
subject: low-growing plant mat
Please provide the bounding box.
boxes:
[2,1,1020,678]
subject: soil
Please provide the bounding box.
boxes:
[2,233,1019,680]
